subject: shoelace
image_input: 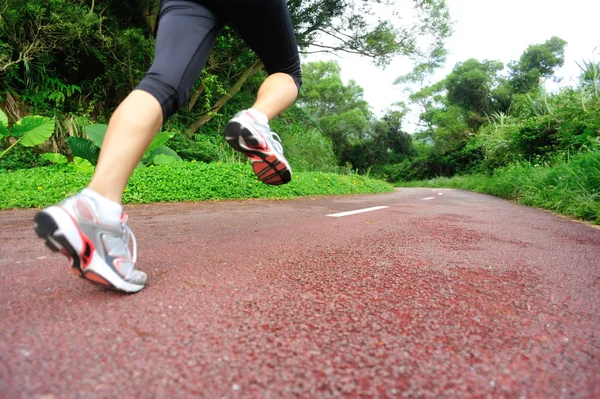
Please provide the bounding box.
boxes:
[265,131,284,154]
[121,222,138,264]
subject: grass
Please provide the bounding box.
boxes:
[0,161,393,209]
[398,150,600,224]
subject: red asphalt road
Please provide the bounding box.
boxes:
[1,188,599,398]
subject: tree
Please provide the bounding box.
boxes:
[297,61,371,159]
[445,59,504,117]
[0,0,158,118]
[186,0,453,132]
[0,0,453,142]
[509,36,567,93]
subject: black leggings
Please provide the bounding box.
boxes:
[136,0,302,121]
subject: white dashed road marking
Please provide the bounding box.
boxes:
[327,206,389,218]
[422,197,435,200]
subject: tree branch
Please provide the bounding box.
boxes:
[187,59,264,135]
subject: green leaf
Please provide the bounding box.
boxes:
[41,153,68,164]
[68,137,100,165]
[149,145,182,161]
[10,116,55,146]
[153,154,177,165]
[85,124,108,148]
[145,131,176,156]
[0,109,8,140]
[72,156,95,172]
[0,109,8,137]
[0,109,8,127]
[146,145,182,165]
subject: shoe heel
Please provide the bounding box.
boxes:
[34,211,81,266]
[34,212,61,252]
[226,121,263,150]
[225,122,243,151]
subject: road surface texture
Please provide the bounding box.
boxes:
[1,188,599,398]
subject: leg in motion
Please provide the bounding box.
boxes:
[34,0,224,293]
[223,0,302,185]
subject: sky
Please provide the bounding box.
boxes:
[304,0,600,132]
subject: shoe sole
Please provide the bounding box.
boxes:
[34,207,145,293]
[225,121,291,186]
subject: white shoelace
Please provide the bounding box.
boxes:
[265,131,284,154]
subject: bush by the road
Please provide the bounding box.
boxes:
[0,162,393,209]
[398,150,600,224]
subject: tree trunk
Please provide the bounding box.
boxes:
[187,59,264,136]
[188,84,205,111]
[142,3,160,35]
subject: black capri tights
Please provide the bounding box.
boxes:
[136,0,303,121]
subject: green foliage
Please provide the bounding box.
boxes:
[72,156,94,172]
[67,137,100,165]
[445,59,505,116]
[0,109,8,138]
[0,162,394,209]
[509,37,567,93]
[146,131,176,154]
[511,114,558,158]
[0,144,44,170]
[398,150,600,224]
[298,61,372,160]
[1,0,453,175]
[577,58,600,96]
[271,115,337,172]
[85,124,108,148]
[290,0,452,67]
[169,132,230,163]
[12,116,55,146]
[40,153,68,164]
[392,37,598,184]
[153,154,178,165]
[0,111,55,160]
[65,123,180,166]
[144,146,181,165]
[343,108,413,173]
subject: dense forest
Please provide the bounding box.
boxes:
[1,0,599,215]
[0,0,449,170]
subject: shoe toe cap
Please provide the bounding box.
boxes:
[128,270,148,285]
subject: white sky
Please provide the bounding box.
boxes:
[305,0,600,132]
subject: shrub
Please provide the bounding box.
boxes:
[0,162,394,209]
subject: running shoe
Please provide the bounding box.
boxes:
[33,194,146,293]
[225,110,292,185]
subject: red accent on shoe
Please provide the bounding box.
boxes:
[84,272,111,286]
[59,206,96,270]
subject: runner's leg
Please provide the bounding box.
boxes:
[34,0,225,293]
[221,0,302,120]
[89,0,224,203]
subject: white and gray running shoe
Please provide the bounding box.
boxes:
[225,110,292,185]
[33,194,146,293]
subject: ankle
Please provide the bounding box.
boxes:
[81,188,123,222]
[247,108,269,125]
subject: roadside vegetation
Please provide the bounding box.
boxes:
[0,162,392,209]
[0,0,448,207]
[399,150,600,224]
[390,38,600,224]
[0,1,598,224]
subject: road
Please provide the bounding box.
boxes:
[1,188,599,398]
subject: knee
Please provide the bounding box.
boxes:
[269,61,302,92]
[136,73,189,121]
[290,67,303,92]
